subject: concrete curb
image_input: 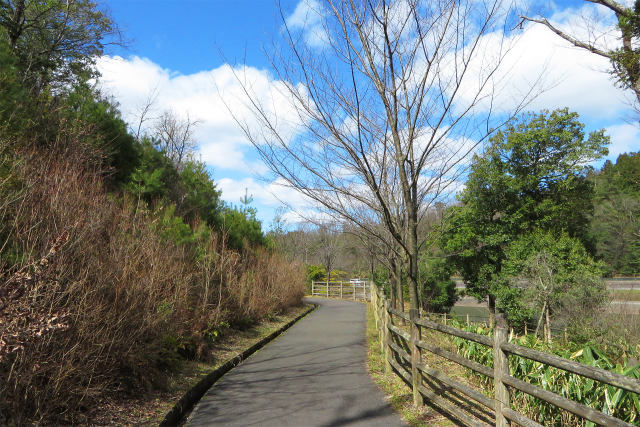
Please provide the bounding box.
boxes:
[159,303,317,426]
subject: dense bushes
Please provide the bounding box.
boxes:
[418,252,458,313]
[441,109,613,329]
[0,138,304,424]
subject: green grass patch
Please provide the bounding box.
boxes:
[612,289,640,302]
[450,306,491,323]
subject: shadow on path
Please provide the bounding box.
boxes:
[186,298,406,426]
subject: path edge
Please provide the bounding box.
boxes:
[159,302,317,427]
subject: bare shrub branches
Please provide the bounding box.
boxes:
[0,139,304,424]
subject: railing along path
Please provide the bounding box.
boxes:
[370,283,640,427]
[311,280,371,301]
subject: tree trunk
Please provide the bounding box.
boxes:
[389,257,397,310]
[488,295,496,327]
[395,258,404,313]
[7,0,26,50]
[545,305,552,343]
[406,208,420,311]
[535,300,547,338]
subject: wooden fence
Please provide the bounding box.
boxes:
[371,283,640,427]
[311,280,370,301]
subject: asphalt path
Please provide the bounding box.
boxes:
[186,297,406,427]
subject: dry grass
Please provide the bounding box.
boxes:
[0,138,305,424]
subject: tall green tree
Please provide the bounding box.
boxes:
[0,0,118,92]
[590,152,640,275]
[126,139,179,204]
[221,207,265,251]
[442,109,609,318]
[64,83,139,184]
[178,160,222,228]
[0,30,29,135]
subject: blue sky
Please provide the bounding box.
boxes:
[98,0,639,227]
[105,0,294,72]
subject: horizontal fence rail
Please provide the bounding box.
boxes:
[370,283,640,427]
[311,280,371,301]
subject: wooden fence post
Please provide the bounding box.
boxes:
[493,313,510,427]
[379,296,385,355]
[340,281,343,299]
[379,296,385,347]
[384,300,392,374]
[372,284,378,327]
[409,308,424,406]
[466,313,470,327]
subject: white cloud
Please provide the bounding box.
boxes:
[605,123,640,159]
[436,2,628,122]
[285,0,328,48]
[217,176,315,212]
[96,1,640,222]
[96,56,302,173]
[513,8,626,119]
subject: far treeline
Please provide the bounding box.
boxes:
[0,1,304,424]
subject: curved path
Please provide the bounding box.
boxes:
[186,298,406,426]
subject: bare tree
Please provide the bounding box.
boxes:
[153,110,199,169]
[521,1,640,109]
[132,87,159,141]
[231,0,536,310]
[316,222,343,282]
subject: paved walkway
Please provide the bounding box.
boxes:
[186,298,406,426]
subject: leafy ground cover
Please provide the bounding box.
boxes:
[447,318,640,425]
[368,304,640,426]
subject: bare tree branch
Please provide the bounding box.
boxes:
[227,0,538,310]
[519,16,611,58]
[153,110,199,169]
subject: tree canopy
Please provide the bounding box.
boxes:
[442,108,609,320]
[0,0,118,91]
